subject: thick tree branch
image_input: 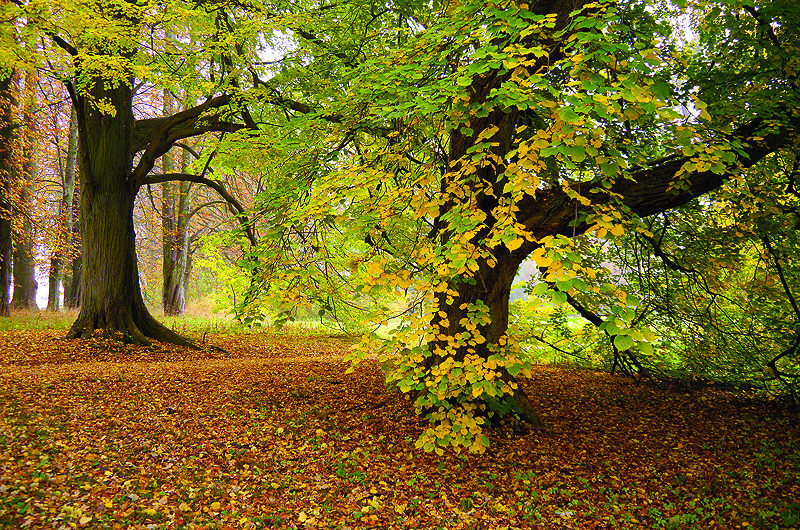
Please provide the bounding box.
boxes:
[132,94,236,152]
[46,31,78,56]
[513,115,800,258]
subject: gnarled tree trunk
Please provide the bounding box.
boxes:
[65,78,192,347]
[426,254,546,429]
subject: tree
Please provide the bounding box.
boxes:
[230,0,800,451]
[11,70,39,310]
[0,72,13,317]
[160,90,195,316]
[47,104,79,311]
[0,0,268,343]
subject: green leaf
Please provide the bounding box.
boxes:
[614,335,635,351]
[531,283,549,296]
[551,291,567,305]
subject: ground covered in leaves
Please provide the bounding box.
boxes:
[1,328,799,529]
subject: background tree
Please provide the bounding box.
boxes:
[10,70,39,310]
[46,104,79,311]
[159,90,196,316]
[0,72,13,316]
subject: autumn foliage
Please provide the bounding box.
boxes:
[1,327,799,529]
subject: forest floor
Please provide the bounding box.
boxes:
[1,326,799,529]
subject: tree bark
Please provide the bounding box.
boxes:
[0,73,14,316]
[65,76,192,346]
[426,255,547,429]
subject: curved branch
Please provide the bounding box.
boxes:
[144,173,257,246]
[173,142,202,160]
[762,234,800,322]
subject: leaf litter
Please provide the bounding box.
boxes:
[0,329,799,529]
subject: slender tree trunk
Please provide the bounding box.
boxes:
[65,78,192,346]
[63,160,81,309]
[0,73,14,316]
[48,105,78,310]
[162,176,192,315]
[11,71,38,310]
[46,255,61,310]
[160,92,193,316]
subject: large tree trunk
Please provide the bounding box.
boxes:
[65,78,192,347]
[426,254,547,429]
[420,78,552,426]
[0,73,14,316]
[10,71,38,310]
[415,0,598,430]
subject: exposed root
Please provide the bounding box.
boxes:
[66,307,197,349]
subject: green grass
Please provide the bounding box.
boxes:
[0,310,77,331]
[0,306,238,334]
[0,306,355,340]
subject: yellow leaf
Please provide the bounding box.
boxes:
[79,516,92,526]
[532,247,553,268]
[299,512,308,523]
[506,237,523,251]
[609,224,624,237]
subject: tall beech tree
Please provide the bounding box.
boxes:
[11,70,39,310]
[0,0,266,343]
[227,0,800,451]
[47,105,78,311]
